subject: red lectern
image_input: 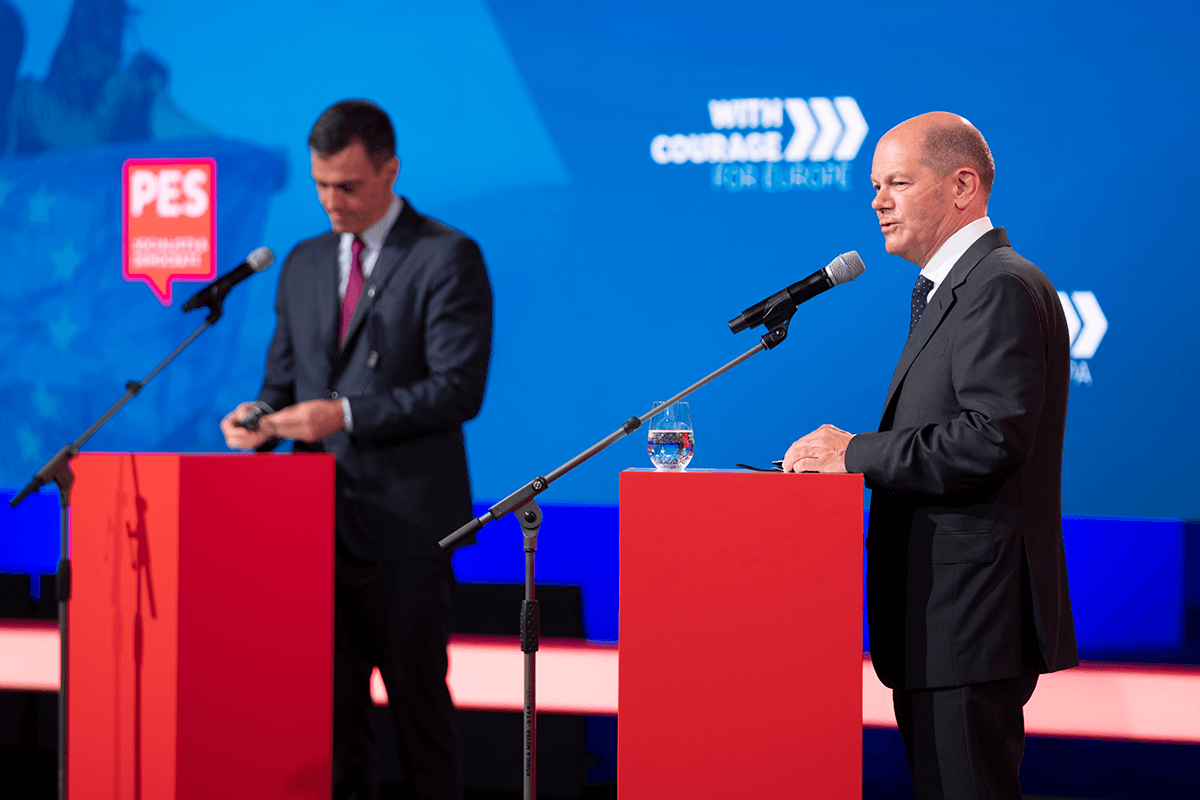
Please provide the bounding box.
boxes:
[67,453,336,800]
[619,469,863,798]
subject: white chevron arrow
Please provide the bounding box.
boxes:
[832,97,869,161]
[806,97,843,161]
[1069,291,1107,359]
[1058,291,1081,345]
[783,99,817,161]
[784,97,869,162]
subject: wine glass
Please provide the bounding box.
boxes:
[647,401,694,471]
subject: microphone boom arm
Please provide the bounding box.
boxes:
[437,317,790,550]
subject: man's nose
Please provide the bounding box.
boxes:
[871,190,889,211]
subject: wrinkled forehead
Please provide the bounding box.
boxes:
[870,134,925,181]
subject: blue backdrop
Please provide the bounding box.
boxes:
[2,0,1196,519]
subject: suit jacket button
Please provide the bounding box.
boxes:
[329,390,339,399]
[367,286,376,298]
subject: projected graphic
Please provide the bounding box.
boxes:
[123,158,217,304]
[1057,290,1108,385]
[651,96,868,193]
[0,0,285,486]
[0,0,1197,522]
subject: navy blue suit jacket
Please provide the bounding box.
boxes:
[259,198,492,564]
[845,228,1078,690]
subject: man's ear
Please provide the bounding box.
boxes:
[382,156,401,185]
[951,167,981,210]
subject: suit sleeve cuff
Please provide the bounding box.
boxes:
[341,397,354,434]
[844,432,868,474]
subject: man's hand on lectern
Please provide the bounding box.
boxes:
[782,424,853,473]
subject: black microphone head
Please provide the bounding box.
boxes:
[247,247,274,272]
[823,251,865,285]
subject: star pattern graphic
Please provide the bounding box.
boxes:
[27,187,56,226]
[50,309,80,350]
[33,383,59,419]
[16,426,43,462]
[0,130,285,495]
[51,241,82,281]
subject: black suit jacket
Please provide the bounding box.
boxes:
[259,198,492,564]
[845,228,1077,690]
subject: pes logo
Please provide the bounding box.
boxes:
[122,158,216,305]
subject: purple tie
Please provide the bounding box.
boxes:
[340,237,364,345]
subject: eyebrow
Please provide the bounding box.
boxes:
[312,177,363,190]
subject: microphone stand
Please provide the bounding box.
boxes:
[440,302,799,800]
[8,297,232,800]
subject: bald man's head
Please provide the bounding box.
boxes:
[919,119,995,199]
[870,113,993,267]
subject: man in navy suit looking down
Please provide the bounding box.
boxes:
[222,99,492,800]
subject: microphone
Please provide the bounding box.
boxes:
[728,251,865,333]
[181,247,274,312]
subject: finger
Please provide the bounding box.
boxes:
[223,430,255,450]
[782,445,799,473]
[222,402,256,426]
[785,444,816,465]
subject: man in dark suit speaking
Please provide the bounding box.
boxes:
[221,100,492,800]
[782,112,1077,798]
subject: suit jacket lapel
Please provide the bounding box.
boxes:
[336,198,422,364]
[310,234,341,367]
[879,227,1012,417]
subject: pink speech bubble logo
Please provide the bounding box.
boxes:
[122,158,217,305]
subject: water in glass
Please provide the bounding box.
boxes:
[647,401,694,471]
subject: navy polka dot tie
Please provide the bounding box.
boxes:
[910,275,934,334]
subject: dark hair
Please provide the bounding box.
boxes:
[308,99,396,170]
[920,123,995,198]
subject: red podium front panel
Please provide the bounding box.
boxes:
[69,453,336,800]
[619,470,863,798]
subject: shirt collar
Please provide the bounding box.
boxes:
[920,216,993,296]
[342,195,403,253]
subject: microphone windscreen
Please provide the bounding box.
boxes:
[825,251,865,285]
[247,247,274,272]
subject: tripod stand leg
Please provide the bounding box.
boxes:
[519,501,543,800]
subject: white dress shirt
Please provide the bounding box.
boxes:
[337,194,403,299]
[919,216,994,303]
